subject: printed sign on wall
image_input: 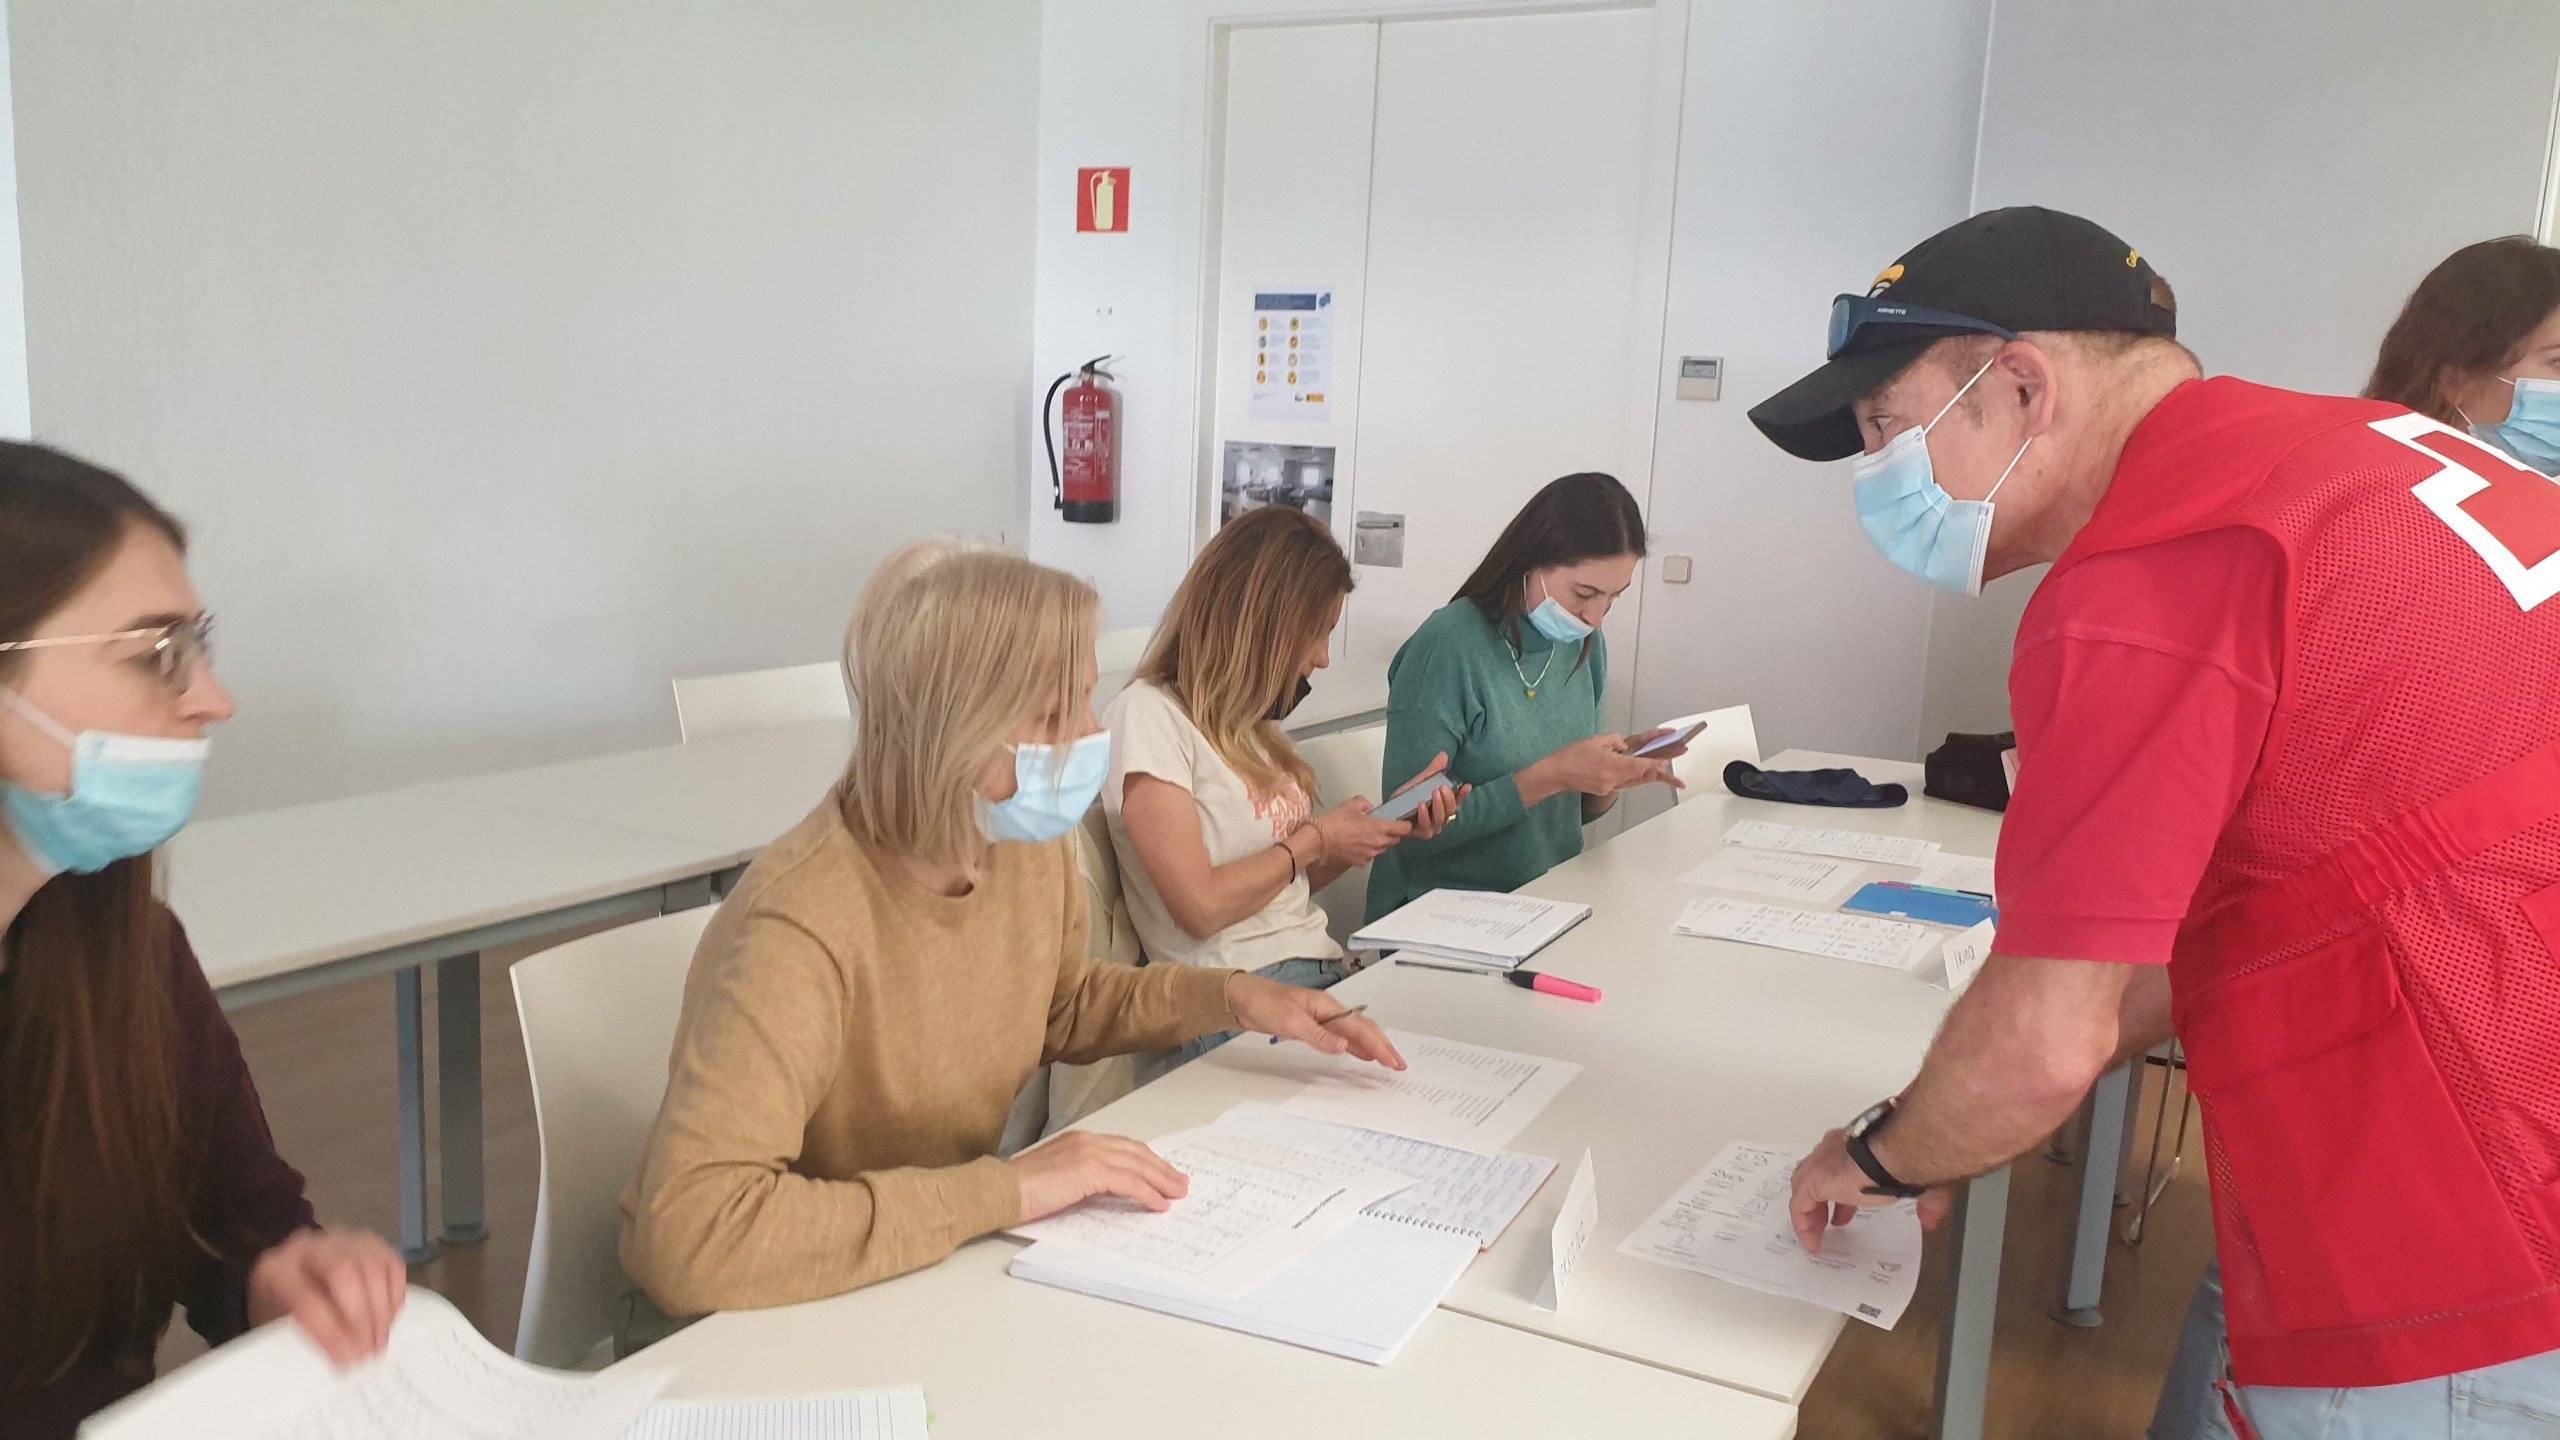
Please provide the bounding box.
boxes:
[1078,168,1132,234]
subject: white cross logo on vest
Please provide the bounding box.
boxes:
[2371,410,2560,613]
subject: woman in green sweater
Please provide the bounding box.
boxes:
[1366,472,1682,918]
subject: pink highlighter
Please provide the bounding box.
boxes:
[1506,969,1604,1004]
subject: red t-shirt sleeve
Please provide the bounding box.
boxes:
[1994,529,2285,965]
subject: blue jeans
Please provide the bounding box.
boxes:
[1133,956,1348,1085]
[2152,1260,2560,1438]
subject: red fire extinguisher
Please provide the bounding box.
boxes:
[1045,355,1118,524]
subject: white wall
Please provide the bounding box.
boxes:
[0,2,29,441]
[9,1,1040,814]
[1919,0,2560,742]
[1625,0,1993,771]
[1027,0,1639,632]
[1032,0,1996,769]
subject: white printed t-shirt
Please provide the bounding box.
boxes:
[1102,681,1343,971]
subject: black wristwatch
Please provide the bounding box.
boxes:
[1843,1098,1928,1199]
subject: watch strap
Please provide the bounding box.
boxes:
[1844,1109,1927,1199]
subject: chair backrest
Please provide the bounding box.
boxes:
[1093,626,1156,709]
[1296,723,1389,943]
[510,907,715,1367]
[1668,704,1760,799]
[1047,805,1149,1130]
[671,662,850,743]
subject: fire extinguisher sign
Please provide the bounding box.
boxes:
[1077,168,1132,234]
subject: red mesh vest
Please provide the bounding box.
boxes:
[2052,378,2560,1388]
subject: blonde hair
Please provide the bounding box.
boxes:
[1136,507,1351,800]
[839,540,1099,871]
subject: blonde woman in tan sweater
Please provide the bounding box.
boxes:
[620,541,1401,1326]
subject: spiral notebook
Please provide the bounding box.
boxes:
[1212,1103,1555,1250]
[1011,1215,1479,1366]
[1007,1104,1555,1363]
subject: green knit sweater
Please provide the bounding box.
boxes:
[1365,599,1607,920]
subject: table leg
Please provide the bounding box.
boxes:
[2055,1061,2133,1327]
[395,967,438,1263]
[1935,1165,2008,1440]
[2115,1059,2145,1205]
[436,954,486,1246]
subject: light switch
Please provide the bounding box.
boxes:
[1662,555,1693,585]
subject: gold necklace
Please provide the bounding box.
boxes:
[1506,635,1555,699]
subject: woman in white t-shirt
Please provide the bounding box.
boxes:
[1104,507,1462,1069]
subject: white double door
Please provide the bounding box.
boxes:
[1207,6,1679,716]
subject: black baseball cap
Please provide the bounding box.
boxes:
[1747,207,2177,462]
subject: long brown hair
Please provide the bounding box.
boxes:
[1137,507,1351,800]
[2367,235,2560,424]
[1452,472,1646,676]
[0,444,197,1385]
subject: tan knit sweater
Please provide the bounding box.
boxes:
[619,790,1239,1316]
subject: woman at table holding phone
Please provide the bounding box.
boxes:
[0,448,406,1439]
[1105,507,1463,1071]
[1366,472,1680,919]
[620,540,1403,1332]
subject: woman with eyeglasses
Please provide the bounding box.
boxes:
[0,446,406,1439]
[1364,472,1682,920]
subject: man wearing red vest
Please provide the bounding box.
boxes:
[1749,207,2560,1436]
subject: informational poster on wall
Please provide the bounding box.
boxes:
[1249,288,1334,422]
[1221,441,1336,528]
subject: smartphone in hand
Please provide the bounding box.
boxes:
[1628,720,1707,757]
[1370,771,1454,822]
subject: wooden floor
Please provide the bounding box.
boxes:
[169,951,2215,1438]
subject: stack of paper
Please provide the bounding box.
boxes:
[1722,820,1939,869]
[625,1392,929,1440]
[1673,897,1940,973]
[82,1290,671,1440]
[1008,1035,1580,1364]
[1349,889,1590,969]
[1620,1141,1922,1329]
[1013,1215,1479,1366]
[82,1291,932,1440]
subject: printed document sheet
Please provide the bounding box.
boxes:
[1280,1029,1580,1154]
[1673,897,1940,972]
[1677,846,1865,903]
[82,1291,667,1440]
[1722,820,1938,869]
[1619,1140,1922,1329]
[1010,1128,1413,1295]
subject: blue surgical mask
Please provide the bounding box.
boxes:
[1524,576,1594,644]
[2465,376,2560,476]
[978,730,1112,844]
[0,688,209,877]
[1851,356,2033,596]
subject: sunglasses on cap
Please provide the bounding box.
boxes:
[1828,294,2017,361]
